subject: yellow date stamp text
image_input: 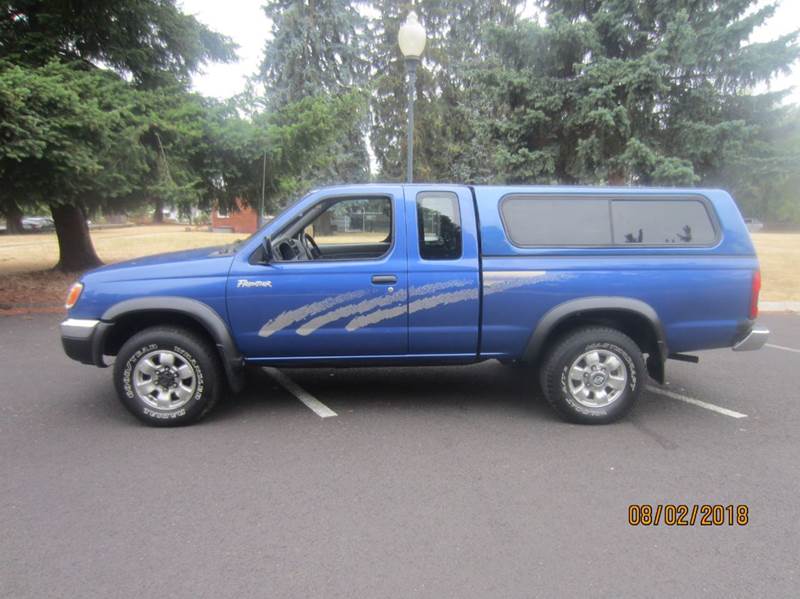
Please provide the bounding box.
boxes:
[628,504,749,526]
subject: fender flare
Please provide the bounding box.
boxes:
[98,296,246,393]
[522,296,668,382]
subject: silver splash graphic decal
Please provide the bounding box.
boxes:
[483,270,546,295]
[297,289,408,336]
[257,271,549,336]
[344,279,472,332]
[258,289,367,338]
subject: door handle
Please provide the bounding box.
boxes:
[371,275,397,285]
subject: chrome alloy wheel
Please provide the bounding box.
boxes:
[132,349,197,411]
[566,349,628,408]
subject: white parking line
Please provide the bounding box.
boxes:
[263,367,338,418]
[766,343,800,354]
[645,385,747,419]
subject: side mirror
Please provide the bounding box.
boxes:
[260,237,273,264]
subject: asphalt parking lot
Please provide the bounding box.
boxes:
[1,313,799,598]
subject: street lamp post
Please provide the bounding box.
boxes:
[258,149,266,229]
[398,11,426,183]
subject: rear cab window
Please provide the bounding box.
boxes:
[499,194,718,248]
[416,191,462,260]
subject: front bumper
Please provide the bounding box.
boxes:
[733,327,770,351]
[60,318,111,366]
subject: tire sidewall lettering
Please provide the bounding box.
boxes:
[143,406,187,420]
[121,343,205,416]
[171,345,205,401]
[122,343,157,400]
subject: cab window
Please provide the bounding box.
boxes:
[272,196,392,262]
[416,192,462,260]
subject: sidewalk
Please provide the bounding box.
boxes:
[761,301,800,313]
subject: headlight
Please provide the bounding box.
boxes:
[65,282,84,309]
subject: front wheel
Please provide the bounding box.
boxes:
[113,326,223,426]
[539,327,644,424]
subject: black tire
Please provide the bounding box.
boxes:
[539,327,644,424]
[113,326,223,426]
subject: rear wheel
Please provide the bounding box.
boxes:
[540,327,644,424]
[113,326,223,426]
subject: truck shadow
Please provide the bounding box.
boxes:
[211,360,558,423]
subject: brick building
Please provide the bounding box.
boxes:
[211,199,259,234]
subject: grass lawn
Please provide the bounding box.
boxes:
[0,225,245,274]
[750,233,800,303]
[0,225,245,313]
[0,226,797,313]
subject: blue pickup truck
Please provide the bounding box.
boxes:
[61,184,768,426]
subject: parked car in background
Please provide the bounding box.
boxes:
[61,185,768,426]
[744,217,764,233]
[22,216,55,231]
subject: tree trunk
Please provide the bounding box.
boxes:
[153,197,164,223]
[4,202,24,234]
[51,204,103,272]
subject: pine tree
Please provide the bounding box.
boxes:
[368,0,412,180]
[259,0,371,182]
[456,15,599,183]
[369,1,522,181]
[554,0,799,187]
[0,0,235,270]
[465,0,799,204]
[719,105,800,222]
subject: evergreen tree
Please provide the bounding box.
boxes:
[462,0,799,205]
[1,0,235,87]
[553,0,798,188]
[200,92,368,213]
[456,15,597,183]
[369,0,522,181]
[1,0,235,270]
[0,61,149,270]
[720,105,800,223]
[259,0,370,182]
[368,0,411,180]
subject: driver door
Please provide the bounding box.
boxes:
[227,190,409,360]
